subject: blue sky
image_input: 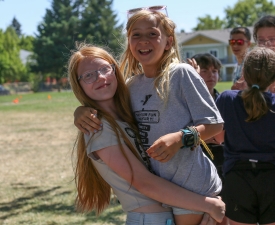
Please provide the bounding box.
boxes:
[0,0,269,36]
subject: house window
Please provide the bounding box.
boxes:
[209,49,218,57]
[185,51,195,59]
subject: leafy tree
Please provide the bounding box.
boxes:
[225,0,275,28]
[11,17,22,36]
[0,27,25,83]
[20,35,34,51]
[193,15,226,31]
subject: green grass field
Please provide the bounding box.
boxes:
[215,81,232,93]
[0,82,232,224]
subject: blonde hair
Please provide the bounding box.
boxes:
[120,10,181,101]
[68,43,140,214]
[242,47,275,121]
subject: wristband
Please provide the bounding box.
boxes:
[180,129,194,148]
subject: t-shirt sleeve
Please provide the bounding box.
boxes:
[85,120,123,159]
[175,64,224,125]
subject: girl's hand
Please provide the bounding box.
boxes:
[200,213,217,225]
[187,58,200,74]
[74,106,102,135]
[146,131,182,162]
[231,75,247,90]
[206,197,225,223]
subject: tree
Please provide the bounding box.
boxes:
[225,0,275,28]
[0,27,25,83]
[11,17,22,36]
[193,15,226,31]
[32,0,123,88]
[32,0,79,81]
[20,35,34,51]
[78,0,123,56]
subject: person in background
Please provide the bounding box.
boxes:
[229,27,251,90]
[188,53,221,100]
[188,53,228,225]
[231,16,275,93]
[215,46,275,225]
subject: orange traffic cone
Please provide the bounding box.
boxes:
[13,98,19,104]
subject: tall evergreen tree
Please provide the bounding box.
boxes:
[32,0,79,80]
[32,0,123,84]
[78,0,123,56]
[11,17,22,36]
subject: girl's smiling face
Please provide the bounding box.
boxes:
[77,57,117,106]
[128,16,172,76]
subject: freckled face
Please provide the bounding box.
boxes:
[77,57,117,104]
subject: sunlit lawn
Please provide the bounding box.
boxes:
[0,91,126,225]
[0,82,232,224]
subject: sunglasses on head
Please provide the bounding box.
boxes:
[127,5,168,19]
[228,39,247,46]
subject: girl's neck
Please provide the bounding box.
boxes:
[143,66,157,78]
[208,88,215,99]
[97,100,120,120]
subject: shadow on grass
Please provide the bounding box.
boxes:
[0,182,125,224]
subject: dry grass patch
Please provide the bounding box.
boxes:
[0,92,126,225]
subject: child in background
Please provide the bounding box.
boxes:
[215,46,275,225]
[188,54,228,225]
[229,27,251,87]
[74,8,224,225]
[188,53,221,100]
[68,43,225,225]
[231,16,275,93]
[187,53,224,175]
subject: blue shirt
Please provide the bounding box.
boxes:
[216,90,275,174]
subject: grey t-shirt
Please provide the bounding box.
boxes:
[127,63,224,196]
[85,119,159,212]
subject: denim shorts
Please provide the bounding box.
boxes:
[172,207,204,215]
[162,204,204,215]
[126,211,175,225]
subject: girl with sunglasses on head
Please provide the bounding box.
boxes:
[214,46,275,225]
[73,9,225,225]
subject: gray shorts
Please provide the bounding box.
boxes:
[126,211,175,225]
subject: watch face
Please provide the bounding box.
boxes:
[184,134,194,147]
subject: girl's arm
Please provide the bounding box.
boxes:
[95,144,225,223]
[213,130,225,144]
[74,106,102,134]
[146,123,223,162]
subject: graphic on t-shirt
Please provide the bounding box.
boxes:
[141,94,152,105]
[134,109,160,150]
[124,127,152,172]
